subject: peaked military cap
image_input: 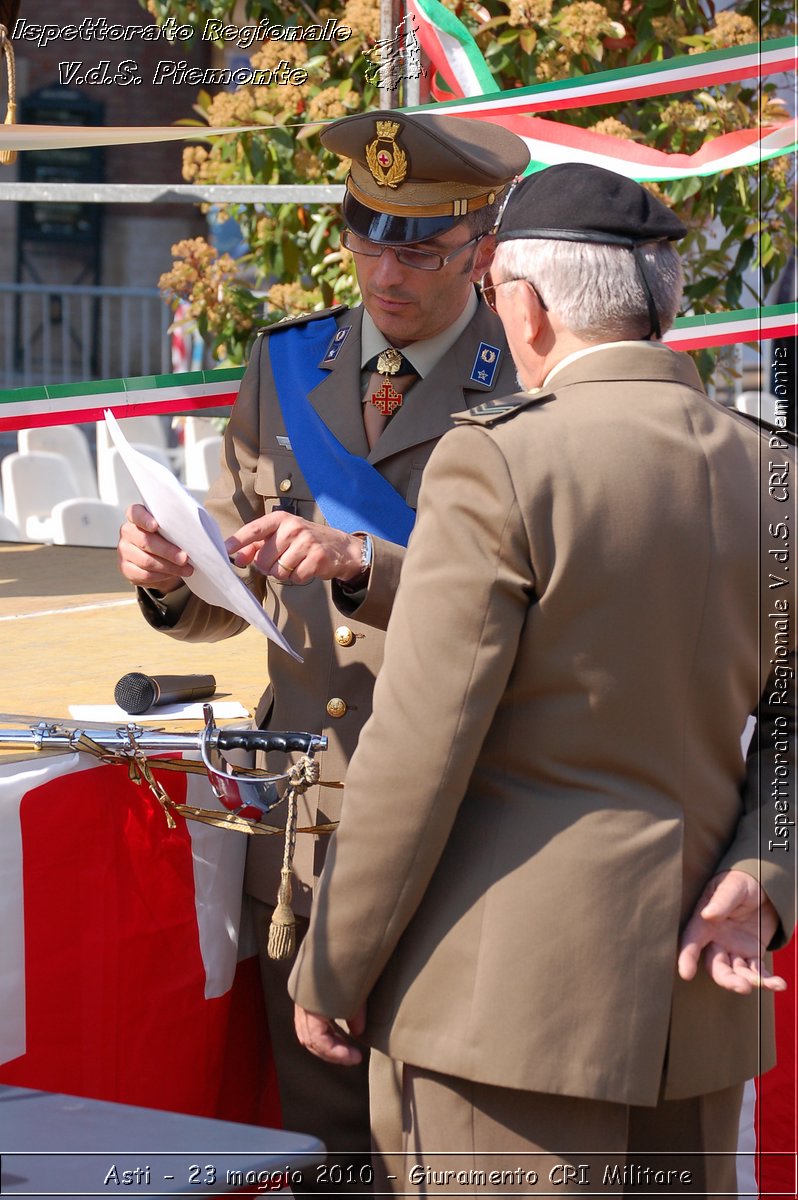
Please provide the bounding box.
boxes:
[321,109,530,245]
[496,163,686,247]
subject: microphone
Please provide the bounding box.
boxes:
[114,672,217,715]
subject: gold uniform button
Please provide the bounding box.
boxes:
[334,626,356,647]
[326,697,348,719]
[278,478,292,493]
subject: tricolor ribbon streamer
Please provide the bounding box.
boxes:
[0,367,243,431]
[401,14,797,178]
[664,303,797,351]
[0,114,790,182]
[0,37,793,182]
[405,26,796,115]
[1,305,794,432]
[407,0,496,100]
[494,113,796,182]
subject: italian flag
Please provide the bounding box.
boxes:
[0,753,279,1126]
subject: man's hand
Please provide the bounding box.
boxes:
[117,503,193,593]
[678,869,787,995]
[227,510,365,586]
[294,1004,366,1065]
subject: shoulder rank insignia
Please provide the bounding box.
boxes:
[322,323,352,363]
[258,304,348,336]
[456,390,547,427]
[469,342,502,389]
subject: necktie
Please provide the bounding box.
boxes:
[363,350,417,449]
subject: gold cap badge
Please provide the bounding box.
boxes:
[366,120,408,190]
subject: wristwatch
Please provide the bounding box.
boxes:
[339,532,372,593]
[356,532,373,577]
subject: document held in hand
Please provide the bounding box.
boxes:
[105,410,302,662]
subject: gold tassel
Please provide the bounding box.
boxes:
[267,754,320,961]
[268,867,296,960]
[0,24,17,166]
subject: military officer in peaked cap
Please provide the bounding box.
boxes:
[117,109,529,1188]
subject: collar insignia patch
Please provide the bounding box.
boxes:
[322,325,352,363]
[469,342,502,388]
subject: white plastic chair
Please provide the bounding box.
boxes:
[96,416,173,503]
[735,391,779,425]
[182,415,220,453]
[98,414,169,450]
[0,451,82,541]
[18,426,99,498]
[184,435,223,494]
[103,444,174,512]
[177,415,220,485]
[50,499,125,548]
[0,513,23,542]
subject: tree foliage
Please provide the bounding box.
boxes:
[143,0,796,379]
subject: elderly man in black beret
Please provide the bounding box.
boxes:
[116,110,529,1191]
[289,163,796,1193]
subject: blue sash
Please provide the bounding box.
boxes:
[269,318,416,546]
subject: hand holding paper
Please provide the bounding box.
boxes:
[105,410,302,662]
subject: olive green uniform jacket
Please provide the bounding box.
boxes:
[289,342,796,1105]
[139,299,519,916]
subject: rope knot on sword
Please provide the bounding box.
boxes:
[0,706,335,960]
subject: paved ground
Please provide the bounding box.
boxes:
[0,542,268,739]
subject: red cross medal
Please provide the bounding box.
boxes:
[370,348,405,416]
[371,377,404,416]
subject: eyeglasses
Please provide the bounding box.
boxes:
[481,271,548,314]
[341,228,483,272]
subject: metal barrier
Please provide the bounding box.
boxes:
[0,282,172,389]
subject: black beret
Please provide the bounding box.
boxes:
[496,163,686,246]
[321,110,530,244]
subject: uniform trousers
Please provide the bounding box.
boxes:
[370,1054,744,1198]
[251,898,372,1196]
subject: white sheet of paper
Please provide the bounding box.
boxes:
[69,702,250,722]
[105,410,301,662]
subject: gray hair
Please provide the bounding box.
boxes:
[493,237,684,340]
